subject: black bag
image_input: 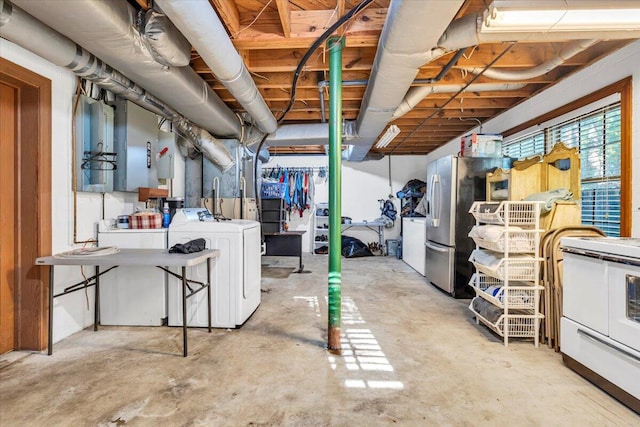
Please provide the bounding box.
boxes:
[341,236,374,258]
[169,238,206,254]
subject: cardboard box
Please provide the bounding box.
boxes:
[460,133,503,157]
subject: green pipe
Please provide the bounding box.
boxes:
[327,36,344,353]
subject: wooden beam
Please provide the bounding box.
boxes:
[229,9,386,50]
[275,0,291,38]
[242,46,375,72]
[337,0,346,36]
[211,0,241,35]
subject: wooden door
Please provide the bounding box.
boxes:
[0,82,16,354]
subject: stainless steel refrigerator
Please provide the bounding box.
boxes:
[425,155,512,298]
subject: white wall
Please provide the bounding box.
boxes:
[426,39,640,236]
[263,155,427,252]
[0,39,173,343]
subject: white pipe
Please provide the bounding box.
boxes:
[393,82,527,119]
[0,0,234,171]
[13,0,241,138]
[156,0,278,134]
[458,39,599,81]
[351,0,465,161]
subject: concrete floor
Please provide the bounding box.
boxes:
[1,255,638,426]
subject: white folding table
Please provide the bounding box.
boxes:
[36,248,220,357]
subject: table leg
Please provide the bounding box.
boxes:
[207,258,212,333]
[182,266,188,357]
[48,266,54,356]
[94,266,100,332]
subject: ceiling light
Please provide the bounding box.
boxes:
[375,125,401,149]
[481,1,640,33]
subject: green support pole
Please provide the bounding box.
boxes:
[327,36,344,354]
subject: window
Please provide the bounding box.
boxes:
[503,103,622,236]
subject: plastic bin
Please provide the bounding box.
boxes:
[386,239,399,257]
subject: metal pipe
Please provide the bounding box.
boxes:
[327,36,344,354]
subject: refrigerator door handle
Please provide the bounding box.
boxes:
[425,241,447,253]
[432,174,440,227]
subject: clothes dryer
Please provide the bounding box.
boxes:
[168,209,261,328]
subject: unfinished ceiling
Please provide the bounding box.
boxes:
[8,0,635,159]
[167,0,630,156]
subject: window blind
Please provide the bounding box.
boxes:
[502,102,621,236]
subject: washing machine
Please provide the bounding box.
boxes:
[97,222,168,326]
[167,208,261,328]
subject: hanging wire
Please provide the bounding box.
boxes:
[232,0,274,39]
[253,0,375,226]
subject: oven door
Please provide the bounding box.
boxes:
[563,252,609,335]
[608,261,640,352]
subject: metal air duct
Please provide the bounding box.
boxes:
[351,0,465,161]
[0,0,234,170]
[457,39,599,81]
[13,0,241,138]
[392,82,527,120]
[155,0,278,135]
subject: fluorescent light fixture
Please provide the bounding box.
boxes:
[481,1,640,33]
[375,125,401,149]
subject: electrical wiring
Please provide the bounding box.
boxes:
[277,0,374,125]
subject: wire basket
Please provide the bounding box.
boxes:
[469,273,541,310]
[469,252,539,281]
[469,299,543,338]
[469,228,540,253]
[469,201,544,226]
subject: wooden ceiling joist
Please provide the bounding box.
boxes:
[211,0,241,35]
[275,0,291,37]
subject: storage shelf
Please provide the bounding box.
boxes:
[469,198,544,347]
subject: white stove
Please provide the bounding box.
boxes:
[561,236,640,408]
[561,236,640,259]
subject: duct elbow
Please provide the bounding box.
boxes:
[175,120,235,171]
[437,13,482,51]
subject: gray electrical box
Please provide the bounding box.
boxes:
[74,95,115,193]
[110,100,159,192]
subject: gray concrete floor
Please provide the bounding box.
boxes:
[1,255,638,426]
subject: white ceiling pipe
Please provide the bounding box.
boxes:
[392,82,527,120]
[351,0,465,161]
[156,0,277,135]
[13,0,241,138]
[0,0,234,171]
[458,39,598,81]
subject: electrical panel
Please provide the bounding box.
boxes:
[157,130,175,179]
[74,95,115,193]
[110,100,159,192]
